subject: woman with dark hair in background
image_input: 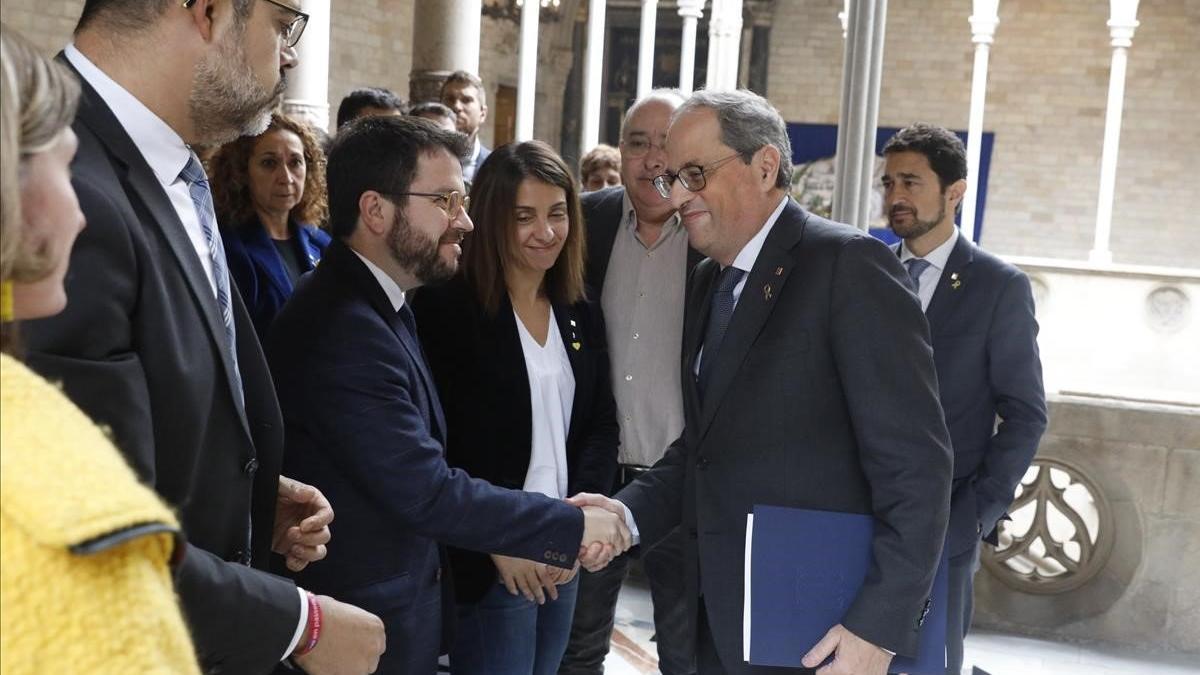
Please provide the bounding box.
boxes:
[0,25,198,673]
[413,141,619,675]
[209,112,331,339]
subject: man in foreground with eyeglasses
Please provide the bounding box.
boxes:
[561,89,702,675]
[24,1,386,673]
[568,90,953,675]
[265,115,632,675]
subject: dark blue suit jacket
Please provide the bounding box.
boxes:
[266,240,584,673]
[222,217,331,340]
[903,234,1048,556]
[413,276,619,603]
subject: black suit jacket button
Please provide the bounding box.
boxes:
[243,458,258,475]
[697,457,710,470]
[544,551,552,560]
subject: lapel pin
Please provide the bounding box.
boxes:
[763,283,773,301]
[950,272,962,290]
[571,341,582,351]
[774,266,784,276]
[569,319,576,326]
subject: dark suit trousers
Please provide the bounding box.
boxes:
[946,544,981,674]
[560,526,694,675]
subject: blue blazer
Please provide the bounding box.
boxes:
[222,217,331,340]
[265,240,584,674]
[900,235,1048,557]
[413,275,619,603]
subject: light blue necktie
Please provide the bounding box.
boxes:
[179,153,244,409]
[905,258,932,293]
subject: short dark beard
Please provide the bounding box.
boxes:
[385,208,457,285]
[889,200,946,240]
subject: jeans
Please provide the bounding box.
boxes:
[559,526,695,675]
[451,575,580,675]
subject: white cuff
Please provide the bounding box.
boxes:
[281,587,310,660]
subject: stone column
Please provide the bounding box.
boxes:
[582,0,607,155]
[515,0,541,141]
[706,0,744,92]
[409,0,483,104]
[676,0,704,94]
[960,0,999,244]
[1090,0,1141,264]
[832,0,888,230]
[283,0,331,131]
[636,0,659,99]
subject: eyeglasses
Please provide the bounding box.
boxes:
[261,0,309,48]
[652,152,744,200]
[382,190,470,217]
[621,136,666,159]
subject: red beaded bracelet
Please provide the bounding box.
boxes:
[294,592,322,657]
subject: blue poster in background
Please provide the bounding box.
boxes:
[785,123,994,246]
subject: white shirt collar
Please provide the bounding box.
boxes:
[730,195,790,274]
[471,137,482,163]
[898,226,959,271]
[64,44,193,188]
[350,249,407,313]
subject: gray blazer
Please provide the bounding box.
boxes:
[617,199,954,670]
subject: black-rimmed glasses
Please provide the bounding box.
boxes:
[261,0,309,48]
[652,152,744,200]
[382,190,470,217]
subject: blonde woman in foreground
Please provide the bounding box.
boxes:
[0,25,199,674]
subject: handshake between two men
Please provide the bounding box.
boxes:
[489,492,635,607]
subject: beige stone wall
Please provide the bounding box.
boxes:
[328,0,414,128]
[767,0,1199,269]
[4,0,1194,267]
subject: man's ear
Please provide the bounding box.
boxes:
[358,191,391,236]
[182,0,218,43]
[755,145,782,190]
[479,101,489,125]
[946,178,967,208]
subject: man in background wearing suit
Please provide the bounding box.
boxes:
[562,89,702,675]
[266,116,631,675]
[24,1,385,673]
[882,123,1047,675]
[441,70,491,182]
[572,90,954,675]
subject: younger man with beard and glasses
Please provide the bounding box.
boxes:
[882,123,1046,675]
[265,116,632,675]
[23,1,385,673]
[562,89,702,675]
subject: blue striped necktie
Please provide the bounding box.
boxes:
[179,153,244,409]
[905,258,932,293]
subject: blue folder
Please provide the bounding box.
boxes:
[746,504,948,673]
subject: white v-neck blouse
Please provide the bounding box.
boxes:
[515,306,575,499]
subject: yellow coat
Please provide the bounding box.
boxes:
[1,353,199,674]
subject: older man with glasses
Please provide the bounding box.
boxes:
[570,89,953,675]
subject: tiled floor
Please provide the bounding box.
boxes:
[602,576,1200,675]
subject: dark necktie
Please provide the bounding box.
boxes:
[697,266,746,398]
[905,258,932,293]
[397,301,418,337]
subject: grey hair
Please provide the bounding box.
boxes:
[675,89,793,189]
[620,88,687,138]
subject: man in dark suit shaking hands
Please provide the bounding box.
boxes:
[266,116,631,675]
[881,124,1047,674]
[571,90,954,674]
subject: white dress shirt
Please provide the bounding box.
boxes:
[63,43,310,660]
[898,227,959,312]
[515,307,575,500]
[463,137,483,182]
[351,250,408,312]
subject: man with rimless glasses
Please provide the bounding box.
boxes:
[570,90,953,675]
